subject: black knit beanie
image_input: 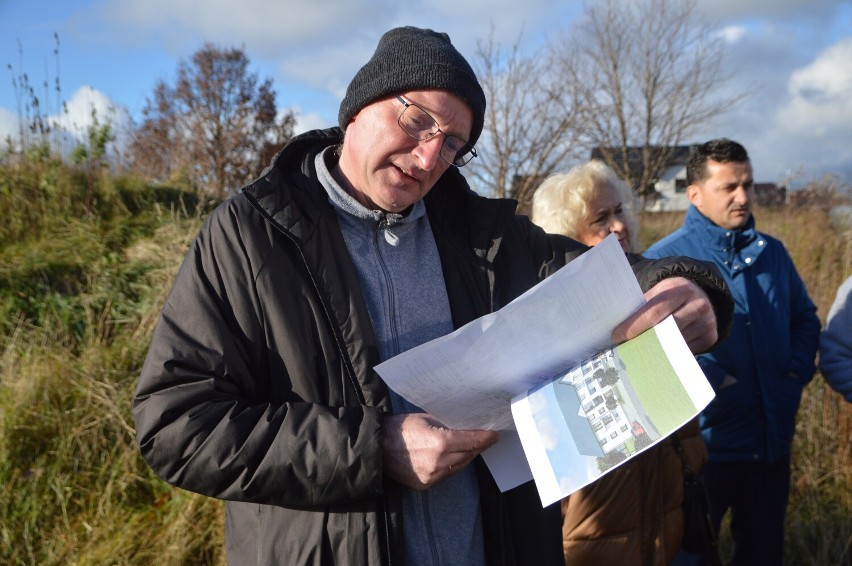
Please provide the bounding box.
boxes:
[338,26,486,147]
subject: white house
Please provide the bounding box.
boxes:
[591,145,694,212]
[645,161,690,212]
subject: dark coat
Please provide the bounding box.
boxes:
[133,128,732,565]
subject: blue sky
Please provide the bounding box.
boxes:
[2,0,851,186]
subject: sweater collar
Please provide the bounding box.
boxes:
[315,146,426,229]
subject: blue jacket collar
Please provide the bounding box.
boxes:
[684,205,759,251]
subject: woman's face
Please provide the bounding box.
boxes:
[575,183,632,252]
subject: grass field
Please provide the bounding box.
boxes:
[0,159,849,564]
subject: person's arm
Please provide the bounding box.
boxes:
[514,216,733,352]
[133,207,384,508]
[819,277,852,402]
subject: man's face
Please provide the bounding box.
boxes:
[688,159,754,230]
[335,90,473,213]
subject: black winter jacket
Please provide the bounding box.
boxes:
[133,128,732,566]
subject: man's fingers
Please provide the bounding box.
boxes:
[611,277,717,354]
[456,429,500,455]
[443,429,500,475]
[611,279,686,343]
[381,413,499,490]
[611,296,674,344]
[675,305,718,352]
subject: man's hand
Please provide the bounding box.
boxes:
[381,413,499,491]
[611,277,718,353]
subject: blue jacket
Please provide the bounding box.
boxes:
[820,275,852,402]
[645,206,820,463]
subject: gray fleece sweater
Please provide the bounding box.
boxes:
[317,148,486,566]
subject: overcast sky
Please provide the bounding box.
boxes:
[2,0,851,186]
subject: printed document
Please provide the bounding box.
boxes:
[374,234,714,500]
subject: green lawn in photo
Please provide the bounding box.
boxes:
[615,327,697,433]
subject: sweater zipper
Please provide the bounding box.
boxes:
[375,216,441,566]
[376,217,401,356]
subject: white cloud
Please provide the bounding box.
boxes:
[777,37,852,136]
[752,37,852,182]
[0,108,19,148]
[89,0,399,53]
[83,0,574,100]
[686,16,852,184]
[276,40,375,100]
[718,25,746,43]
[90,0,569,52]
[294,110,334,135]
[0,87,131,155]
[59,86,124,135]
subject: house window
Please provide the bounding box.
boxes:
[675,179,688,193]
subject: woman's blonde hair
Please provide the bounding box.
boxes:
[531,160,639,252]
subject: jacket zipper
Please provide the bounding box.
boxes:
[376,217,401,356]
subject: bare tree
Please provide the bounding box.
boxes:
[129,44,295,198]
[469,29,586,212]
[554,0,743,207]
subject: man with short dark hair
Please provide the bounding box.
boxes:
[645,138,820,566]
[133,27,733,565]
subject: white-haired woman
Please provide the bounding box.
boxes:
[532,160,708,566]
[532,160,638,253]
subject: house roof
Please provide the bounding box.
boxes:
[590,145,695,172]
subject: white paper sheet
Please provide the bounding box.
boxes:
[374,235,648,489]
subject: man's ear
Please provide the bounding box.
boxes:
[687,184,701,207]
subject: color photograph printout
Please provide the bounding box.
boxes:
[511,315,714,506]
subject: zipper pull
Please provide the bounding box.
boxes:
[379,216,400,246]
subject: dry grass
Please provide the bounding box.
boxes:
[0,209,223,566]
[1,198,849,565]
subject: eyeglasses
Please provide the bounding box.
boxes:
[395,96,477,167]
